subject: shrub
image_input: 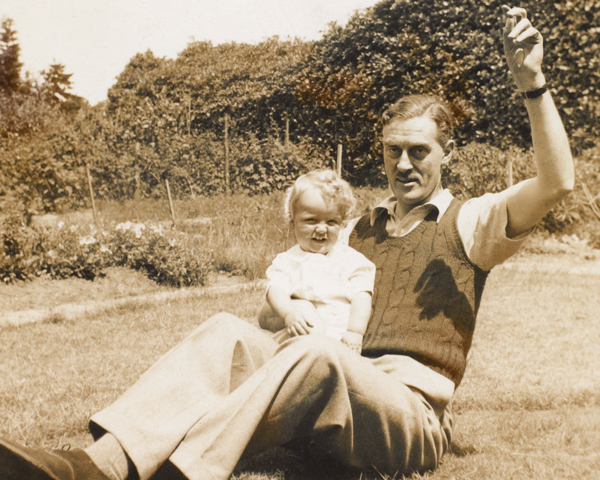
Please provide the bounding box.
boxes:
[228,135,330,195]
[0,220,107,282]
[445,142,596,233]
[0,221,213,287]
[107,222,212,287]
[296,0,600,168]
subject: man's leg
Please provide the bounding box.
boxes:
[169,334,451,480]
[89,312,278,480]
[0,313,278,480]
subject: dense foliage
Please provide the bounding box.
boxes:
[2,1,600,247]
[444,142,599,233]
[89,0,600,190]
[1,18,88,218]
[295,0,600,183]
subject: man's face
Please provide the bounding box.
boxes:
[382,115,454,214]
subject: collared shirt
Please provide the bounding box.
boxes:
[341,188,531,272]
[339,188,533,405]
[266,243,376,341]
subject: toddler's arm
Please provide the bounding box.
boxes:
[341,291,372,354]
[265,286,319,336]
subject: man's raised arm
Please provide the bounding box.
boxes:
[500,5,574,238]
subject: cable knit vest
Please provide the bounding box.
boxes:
[349,198,488,386]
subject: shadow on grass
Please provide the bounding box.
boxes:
[447,441,478,457]
[233,446,365,480]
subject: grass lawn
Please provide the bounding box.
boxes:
[1,252,599,479]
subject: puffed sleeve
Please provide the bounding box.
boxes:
[265,252,293,296]
[345,247,376,297]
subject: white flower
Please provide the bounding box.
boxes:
[132,224,145,238]
[79,235,97,245]
[149,224,164,235]
[116,221,145,238]
[116,221,133,232]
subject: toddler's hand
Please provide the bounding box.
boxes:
[341,331,363,354]
[285,311,314,336]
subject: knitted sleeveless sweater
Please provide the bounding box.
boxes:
[349,199,488,386]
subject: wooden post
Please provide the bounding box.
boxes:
[134,171,141,200]
[285,118,290,147]
[337,144,343,176]
[507,157,513,187]
[85,165,98,226]
[224,114,230,193]
[187,93,191,137]
[165,179,176,228]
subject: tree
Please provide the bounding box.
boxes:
[42,63,71,102]
[0,17,22,93]
[294,0,600,183]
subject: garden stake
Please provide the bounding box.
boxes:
[224,113,230,193]
[165,179,176,228]
[86,165,98,226]
[337,144,343,177]
[285,117,290,147]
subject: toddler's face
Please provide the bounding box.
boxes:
[294,188,342,255]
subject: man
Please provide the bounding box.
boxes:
[0,6,573,480]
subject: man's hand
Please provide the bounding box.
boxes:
[498,6,574,239]
[502,5,545,92]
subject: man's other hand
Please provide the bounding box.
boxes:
[502,5,545,92]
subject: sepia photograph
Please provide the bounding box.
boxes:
[1,1,599,479]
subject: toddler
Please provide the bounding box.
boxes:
[265,169,375,353]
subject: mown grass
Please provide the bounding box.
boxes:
[1,257,599,479]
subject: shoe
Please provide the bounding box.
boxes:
[0,436,110,480]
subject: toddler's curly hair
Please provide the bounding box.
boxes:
[284,169,356,225]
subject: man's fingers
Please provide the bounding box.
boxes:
[503,14,516,33]
[503,5,528,20]
[515,48,524,68]
[515,26,541,44]
[508,18,532,39]
[502,5,528,34]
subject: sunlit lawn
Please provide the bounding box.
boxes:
[1,257,599,479]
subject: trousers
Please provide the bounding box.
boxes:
[90,313,452,480]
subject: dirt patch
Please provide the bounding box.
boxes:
[2,250,598,327]
[0,267,166,312]
[0,267,261,327]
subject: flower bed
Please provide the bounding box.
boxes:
[1,220,212,287]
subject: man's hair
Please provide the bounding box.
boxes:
[284,169,355,225]
[381,94,456,147]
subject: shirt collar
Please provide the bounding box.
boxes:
[369,188,455,225]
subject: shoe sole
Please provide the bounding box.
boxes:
[0,438,59,480]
